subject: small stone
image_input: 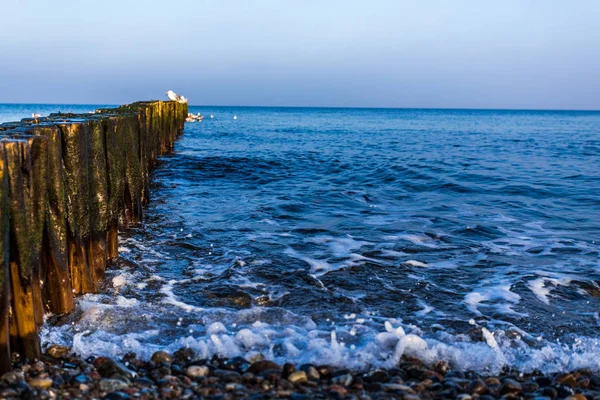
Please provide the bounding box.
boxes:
[173,347,195,364]
[299,364,320,381]
[223,356,250,372]
[279,379,294,390]
[332,373,353,387]
[282,362,296,379]
[213,369,241,383]
[100,378,128,393]
[470,379,488,395]
[134,377,155,387]
[365,369,390,383]
[555,373,577,388]
[565,395,587,400]
[28,378,53,389]
[46,344,70,359]
[485,377,501,386]
[73,374,91,384]
[500,379,522,395]
[383,383,415,393]
[224,382,247,392]
[150,351,173,364]
[30,361,46,373]
[1,371,23,385]
[0,388,17,398]
[456,395,472,400]
[288,371,308,385]
[328,384,347,397]
[95,358,137,379]
[247,360,281,374]
[103,392,129,400]
[186,365,210,378]
[577,378,591,389]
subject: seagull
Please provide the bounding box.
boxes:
[179,96,188,104]
[32,113,41,124]
[166,90,181,102]
[210,114,214,119]
[233,115,238,120]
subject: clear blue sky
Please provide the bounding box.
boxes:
[1,0,599,109]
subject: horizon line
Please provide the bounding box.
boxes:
[1,101,599,113]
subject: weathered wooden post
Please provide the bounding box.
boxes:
[5,138,44,361]
[60,123,97,295]
[27,125,75,315]
[0,143,11,373]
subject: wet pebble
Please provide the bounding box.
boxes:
[1,371,23,385]
[46,344,70,359]
[331,373,353,387]
[100,378,128,392]
[28,377,53,389]
[288,371,308,385]
[500,379,522,395]
[247,360,281,374]
[150,351,173,364]
[185,365,209,378]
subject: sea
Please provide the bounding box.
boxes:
[1,104,600,374]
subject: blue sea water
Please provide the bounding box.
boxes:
[3,105,600,372]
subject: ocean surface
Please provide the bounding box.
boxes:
[2,104,600,374]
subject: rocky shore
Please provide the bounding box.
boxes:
[0,345,597,399]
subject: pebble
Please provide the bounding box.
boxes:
[383,383,415,393]
[365,369,390,383]
[150,351,173,364]
[332,373,353,387]
[1,371,23,385]
[46,344,71,359]
[173,347,195,364]
[565,395,587,400]
[288,371,308,384]
[28,377,53,389]
[555,373,577,388]
[328,384,347,397]
[99,378,128,392]
[299,364,320,381]
[186,365,210,378]
[500,379,523,395]
[248,360,281,374]
[95,358,137,379]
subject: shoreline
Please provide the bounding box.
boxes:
[1,345,595,399]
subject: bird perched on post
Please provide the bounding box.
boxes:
[166,90,188,104]
[32,113,41,124]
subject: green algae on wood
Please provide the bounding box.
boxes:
[0,99,186,367]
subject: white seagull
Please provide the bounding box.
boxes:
[32,113,41,123]
[166,90,181,102]
[233,115,238,120]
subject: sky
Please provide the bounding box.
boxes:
[1,0,599,109]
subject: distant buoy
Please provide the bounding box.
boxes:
[233,116,237,120]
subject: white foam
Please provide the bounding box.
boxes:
[405,260,428,268]
[528,276,571,305]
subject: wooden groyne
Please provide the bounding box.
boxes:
[0,100,187,373]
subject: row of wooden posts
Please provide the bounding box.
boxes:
[0,100,188,373]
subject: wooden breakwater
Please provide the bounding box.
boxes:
[0,100,187,373]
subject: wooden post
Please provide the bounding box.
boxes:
[60,123,97,295]
[27,126,75,315]
[0,142,11,373]
[4,138,43,361]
